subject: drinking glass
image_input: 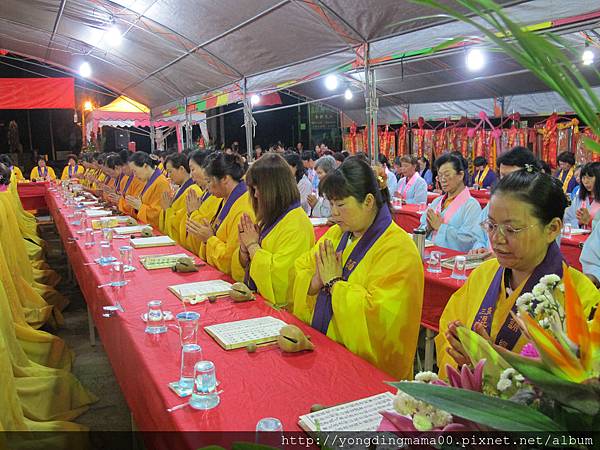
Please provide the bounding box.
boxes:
[145,300,167,334]
[427,250,443,274]
[84,227,96,248]
[256,417,284,446]
[178,344,203,395]
[72,210,83,229]
[119,245,134,271]
[189,361,219,410]
[450,255,467,280]
[176,311,200,346]
[562,223,572,239]
[256,417,283,432]
[110,261,127,287]
[98,240,113,265]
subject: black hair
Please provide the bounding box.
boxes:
[434,152,466,175]
[320,156,389,210]
[473,156,488,167]
[37,155,47,163]
[496,146,537,169]
[204,151,245,182]
[418,156,430,171]
[0,154,13,166]
[282,151,306,183]
[301,150,317,162]
[353,152,369,164]
[67,153,78,163]
[0,163,11,186]
[165,153,190,173]
[538,160,551,175]
[557,151,575,166]
[579,162,600,201]
[492,169,568,225]
[118,149,131,165]
[106,153,122,170]
[189,150,208,168]
[129,151,159,169]
[334,152,346,164]
[378,154,390,169]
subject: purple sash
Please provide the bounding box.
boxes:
[68,164,79,178]
[172,178,195,203]
[211,182,247,233]
[38,167,48,178]
[244,201,301,291]
[311,206,393,334]
[473,242,565,350]
[122,175,134,196]
[200,190,211,203]
[114,173,124,194]
[140,168,162,197]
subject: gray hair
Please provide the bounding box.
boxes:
[314,155,336,174]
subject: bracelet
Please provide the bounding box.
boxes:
[324,276,343,292]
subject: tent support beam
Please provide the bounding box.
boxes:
[364,43,379,162]
[44,0,66,62]
[242,78,254,162]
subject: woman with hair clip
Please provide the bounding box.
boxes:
[181,151,222,253]
[159,153,203,245]
[436,168,600,378]
[126,152,170,228]
[563,162,600,229]
[231,154,314,306]
[420,152,482,252]
[185,152,254,275]
[292,156,424,379]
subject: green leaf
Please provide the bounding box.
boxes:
[390,382,562,431]
[456,326,510,383]
[499,349,600,416]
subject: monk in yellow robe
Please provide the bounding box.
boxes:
[29,157,56,181]
[60,154,84,180]
[437,169,600,378]
[185,152,254,274]
[159,153,203,245]
[125,152,170,228]
[293,157,423,380]
[231,154,314,306]
[0,154,26,182]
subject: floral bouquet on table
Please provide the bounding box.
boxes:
[380,271,599,434]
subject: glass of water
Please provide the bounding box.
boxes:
[111,261,127,287]
[189,361,219,410]
[562,223,572,239]
[427,250,443,274]
[176,311,200,346]
[84,228,96,248]
[145,300,167,334]
[98,240,112,265]
[256,417,284,446]
[451,255,468,280]
[178,344,203,395]
[119,245,134,271]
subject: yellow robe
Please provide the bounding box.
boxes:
[12,166,25,181]
[60,165,84,180]
[232,207,315,307]
[204,191,254,275]
[118,177,144,216]
[29,167,56,181]
[135,173,171,228]
[436,258,600,378]
[182,194,222,254]
[293,222,424,380]
[159,182,203,246]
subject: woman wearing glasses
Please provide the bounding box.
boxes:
[419,153,481,252]
[436,169,600,378]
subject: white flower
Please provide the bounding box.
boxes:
[558,283,565,293]
[497,378,512,392]
[429,409,453,428]
[534,302,546,316]
[516,293,534,309]
[415,371,439,383]
[540,274,560,287]
[532,284,547,297]
[393,391,419,415]
[539,318,551,329]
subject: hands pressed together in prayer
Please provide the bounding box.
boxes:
[186,217,214,243]
[467,247,495,259]
[125,195,142,211]
[576,207,592,227]
[186,190,203,215]
[426,208,443,231]
[444,320,492,368]
[237,214,260,267]
[107,192,120,204]
[307,193,318,209]
[160,190,173,210]
[308,240,343,295]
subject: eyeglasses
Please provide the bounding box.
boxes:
[480,219,537,238]
[437,172,457,181]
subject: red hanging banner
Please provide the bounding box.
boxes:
[0,78,75,109]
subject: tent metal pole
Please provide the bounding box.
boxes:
[371,67,379,162]
[49,110,56,161]
[150,116,156,153]
[364,43,372,161]
[242,77,254,162]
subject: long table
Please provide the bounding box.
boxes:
[18,181,49,210]
[46,190,395,437]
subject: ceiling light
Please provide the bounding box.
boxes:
[325,74,338,91]
[79,62,92,78]
[344,88,353,100]
[466,48,485,71]
[582,48,594,66]
[105,26,122,47]
[250,94,260,105]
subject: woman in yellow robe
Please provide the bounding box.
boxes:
[125,152,170,228]
[231,154,314,307]
[60,154,84,180]
[0,155,26,183]
[293,157,424,380]
[181,151,221,254]
[159,153,202,245]
[29,157,57,181]
[436,169,600,378]
[186,152,254,274]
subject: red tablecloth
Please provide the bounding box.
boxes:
[469,188,490,208]
[427,192,440,204]
[18,182,49,210]
[392,204,423,233]
[46,191,395,437]
[560,234,588,271]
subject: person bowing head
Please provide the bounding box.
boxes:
[186,152,254,275]
[232,153,314,307]
[126,152,170,228]
[292,156,424,379]
[30,156,56,182]
[436,168,600,378]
